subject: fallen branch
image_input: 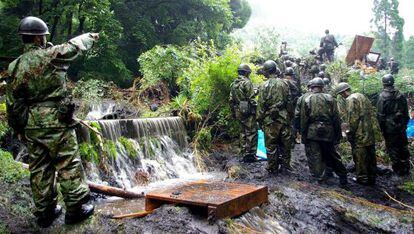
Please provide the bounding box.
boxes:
[111,210,152,219]
[383,190,414,211]
[19,162,144,199]
[88,182,145,199]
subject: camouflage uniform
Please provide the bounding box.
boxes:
[6,33,97,216]
[257,74,292,172]
[229,75,257,160]
[299,91,347,181]
[320,34,338,62]
[345,93,377,184]
[377,87,411,175]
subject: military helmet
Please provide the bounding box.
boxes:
[263,60,278,74]
[335,82,351,95]
[319,64,327,71]
[318,71,325,78]
[309,78,325,88]
[285,67,295,76]
[325,29,330,34]
[237,64,252,75]
[284,60,293,67]
[18,16,50,35]
[323,78,331,85]
[382,74,394,86]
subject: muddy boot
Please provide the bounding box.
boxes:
[65,204,94,225]
[36,205,63,228]
[339,175,348,187]
[241,155,257,163]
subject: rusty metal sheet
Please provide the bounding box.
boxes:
[346,35,375,65]
[145,181,268,220]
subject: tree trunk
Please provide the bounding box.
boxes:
[88,182,145,199]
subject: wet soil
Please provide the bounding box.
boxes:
[0,144,413,233]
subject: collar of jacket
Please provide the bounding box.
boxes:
[24,44,43,52]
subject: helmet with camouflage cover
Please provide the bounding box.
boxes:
[18,16,50,35]
[284,60,293,68]
[323,78,331,86]
[263,60,279,75]
[285,67,295,76]
[382,74,394,86]
[309,78,325,88]
[237,64,252,75]
[318,71,325,78]
[335,82,351,95]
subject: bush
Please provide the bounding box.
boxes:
[138,45,192,93]
[72,79,107,104]
[0,149,29,183]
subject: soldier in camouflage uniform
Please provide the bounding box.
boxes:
[320,29,338,62]
[229,64,258,163]
[257,60,292,173]
[6,17,98,227]
[336,83,377,185]
[298,78,347,185]
[377,74,411,176]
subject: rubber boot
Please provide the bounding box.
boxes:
[37,205,63,228]
[65,204,94,225]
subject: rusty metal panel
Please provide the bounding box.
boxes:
[346,35,375,65]
[145,181,268,220]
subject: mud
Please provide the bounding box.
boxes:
[0,143,413,233]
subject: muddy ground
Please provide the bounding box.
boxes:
[0,144,413,233]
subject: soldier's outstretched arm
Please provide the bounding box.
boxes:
[49,33,100,62]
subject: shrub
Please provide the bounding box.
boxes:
[0,149,29,183]
[72,79,107,104]
[119,137,138,159]
[138,45,192,93]
[79,143,99,164]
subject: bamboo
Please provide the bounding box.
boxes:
[111,210,153,219]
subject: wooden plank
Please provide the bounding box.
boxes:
[145,181,269,219]
[346,35,375,65]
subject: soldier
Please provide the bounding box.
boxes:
[388,58,400,75]
[377,74,411,176]
[336,83,377,185]
[6,16,98,227]
[319,63,331,79]
[298,78,347,185]
[323,77,332,94]
[229,64,258,163]
[320,29,338,62]
[257,60,292,173]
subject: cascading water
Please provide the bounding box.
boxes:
[79,115,199,189]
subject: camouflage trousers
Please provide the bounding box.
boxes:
[384,134,411,176]
[351,144,377,184]
[238,115,258,159]
[25,127,90,216]
[264,122,292,172]
[305,140,347,181]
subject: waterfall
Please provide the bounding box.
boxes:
[79,117,197,189]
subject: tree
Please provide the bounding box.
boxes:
[403,36,414,69]
[371,0,405,60]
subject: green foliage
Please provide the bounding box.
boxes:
[138,45,191,91]
[104,139,118,160]
[119,137,138,159]
[401,177,414,195]
[403,36,414,69]
[72,79,107,104]
[326,61,350,83]
[194,127,212,150]
[0,149,29,183]
[371,0,405,60]
[347,71,384,96]
[0,121,9,140]
[79,143,99,164]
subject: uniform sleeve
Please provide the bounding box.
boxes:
[376,94,386,130]
[333,36,339,47]
[256,85,267,126]
[346,97,360,136]
[320,37,324,48]
[49,33,98,62]
[332,98,342,143]
[294,96,304,131]
[400,93,409,126]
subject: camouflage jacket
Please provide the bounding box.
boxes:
[229,75,256,119]
[376,87,409,134]
[300,91,341,143]
[284,77,301,118]
[257,75,291,126]
[294,91,311,131]
[320,34,338,50]
[345,93,376,146]
[6,33,97,130]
